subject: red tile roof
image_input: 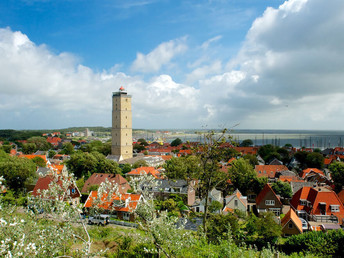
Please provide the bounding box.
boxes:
[127,167,162,179]
[290,186,344,224]
[84,191,141,212]
[281,208,303,233]
[234,147,258,155]
[255,165,288,178]
[18,154,47,162]
[256,184,282,206]
[300,168,325,179]
[32,175,80,200]
[81,173,130,194]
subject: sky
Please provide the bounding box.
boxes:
[1,0,344,130]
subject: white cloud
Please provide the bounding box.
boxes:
[131,37,187,73]
[2,0,344,130]
[212,0,344,129]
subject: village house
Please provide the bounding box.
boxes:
[81,173,130,194]
[281,208,304,236]
[254,165,289,181]
[84,191,142,222]
[190,188,223,213]
[256,184,283,216]
[32,175,81,205]
[290,186,344,225]
[126,166,163,179]
[223,189,247,214]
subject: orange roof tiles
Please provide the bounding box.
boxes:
[281,208,303,233]
[127,166,162,179]
[256,184,282,206]
[300,168,325,179]
[18,154,47,162]
[234,147,258,155]
[290,186,344,223]
[84,191,141,212]
[255,165,288,178]
[81,173,130,194]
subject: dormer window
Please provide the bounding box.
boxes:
[265,200,275,206]
[330,205,340,212]
[300,200,307,206]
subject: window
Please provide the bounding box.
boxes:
[265,200,275,206]
[300,200,307,206]
[331,205,340,212]
[269,208,280,216]
[123,212,130,221]
[288,223,293,229]
[71,188,75,193]
[234,200,238,207]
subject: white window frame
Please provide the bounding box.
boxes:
[265,200,275,206]
[300,199,307,206]
[123,212,130,221]
[330,205,340,212]
[269,208,280,216]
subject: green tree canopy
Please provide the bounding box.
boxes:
[27,136,52,151]
[329,161,344,192]
[60,142,74,155]
[164,155,201,183]
[240,139,253,147]
[0,151,37,193]
[137,138,149,146]
[305,152,324,169]
[258,144,277,162]
[65,151,121,179]
[243,154,258,166]
[271,180,292,198]
[32,156,47,167]
[228,158,264,195]
[22,143,37,154]
[132,159,148,169]
[170,138,182,147]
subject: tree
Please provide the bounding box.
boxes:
[22,143,37,154]
[229,158,261,195]
[32,156,46,167]
[329,161,344,192]
[61,142,74,155]
[48,150,56,158]
[164,155,201,184]
[171,138,182,147]
[240,139,253,147]
[121,163,132,174]
[137,138,148,146]
[305,152,324,169]
[271,180,292,198]
[206,213,240,244]
[133,142,145,152]
[0,151,36,193]
[132,159,148,169]
[208,200,223,213]
[0,144,12,153]
[243,154,258,166]
[27,136,52,151]
[294,150,308,169]
[258,144,277,162]
[245,212,282,248]
[195,130,229,233]
[65,151,121,179]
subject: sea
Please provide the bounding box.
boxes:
[134,129,344,149]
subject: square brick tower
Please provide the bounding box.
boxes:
[111,87,133,160]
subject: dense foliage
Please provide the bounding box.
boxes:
[283,230,344,257]
[0,151,36,194]
[65,151,121,179]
